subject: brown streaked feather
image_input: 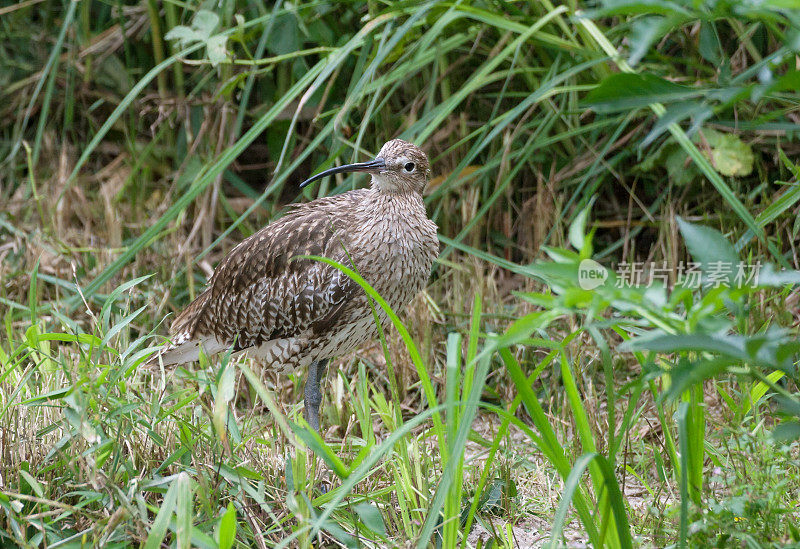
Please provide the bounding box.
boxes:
[182,191,369,352]
[169,289,211,338]
[152,139,439,372]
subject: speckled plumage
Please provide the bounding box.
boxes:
[153,139,438,373]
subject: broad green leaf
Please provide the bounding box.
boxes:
[21,387,72,405]
[664,357,733,400]
[270,12,300,56]
[164,25,200,46]
[628,16,676,66]
[591,0,693,16]
[19,470,44,498]
[206,35,228,66]
[34,332,102,346]
[473,478,516,514]
[353,502,387,536]
[165,11,226,65]
[701,128,754,177]
[218,364,236,403]
[216,503,236,549]
[620,332,744,358]
[192,10,220,39]
[665,145,700,185]
[756,263,800,286]
[771,421,800,443]
[698,21,722,65]
[677,217,739,279]
[584,73,702,113]
[321,520,358,549]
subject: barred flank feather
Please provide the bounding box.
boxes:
[169,289,211,339]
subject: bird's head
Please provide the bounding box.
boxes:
[300,139,431,195]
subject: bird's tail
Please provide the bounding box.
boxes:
[170,288,211,338]
[147,290,225,366]
[148,335,226,366]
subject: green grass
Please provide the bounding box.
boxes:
[2,0,800,546]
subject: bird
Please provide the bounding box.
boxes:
[149,139,439,431]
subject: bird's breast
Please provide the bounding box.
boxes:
[350,206,438,309]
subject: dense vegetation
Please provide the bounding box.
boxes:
[2,0,800,546]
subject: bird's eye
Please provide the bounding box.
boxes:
[403,162,415,173]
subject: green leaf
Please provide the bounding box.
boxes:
[700,128,754,177]
[206,35,228,66]
[473,478,517,515]
[677,216,739,281]
[176,473,194,549]
[771,421,800,443]
[291,423,350,479]
[641,101,710,149]
[620,332,743,358]
[664,144,700,185]
[19,470,44,498]
[216,503,236,549]
[664,357,733,400]
[218,365,236,404]
[213,363,236,439]
[164,10,226,66]
[353,502,387,536]
[698,21,722,65]
[547,453,633,549]
[21,387,73,405]
[321,520,358,548]
[649,129,755,183]
[591,0,693,16]
[270,12,300,55]
[744,370,785,417]
[99,274,152,330]
[143,474,181,549]
[100,305,147,348]
[568,203,590,253]
[584,73,702,113]
[756,263,800,286]
[628,16,677,66]
[192,10,220,39]
[164,25,200,46]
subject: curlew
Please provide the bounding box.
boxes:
[150,139,439,431]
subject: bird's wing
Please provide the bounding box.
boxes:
[164,194,366,361]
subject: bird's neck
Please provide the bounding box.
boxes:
[369,175,422,196]
[367,186,425,210]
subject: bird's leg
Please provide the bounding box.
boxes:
[303,359,328,432]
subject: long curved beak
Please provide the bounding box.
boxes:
[299,158,386,189]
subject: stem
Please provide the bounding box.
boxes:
[146,0,168,98]
[163,0,184,99]
[81,0,92,84]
